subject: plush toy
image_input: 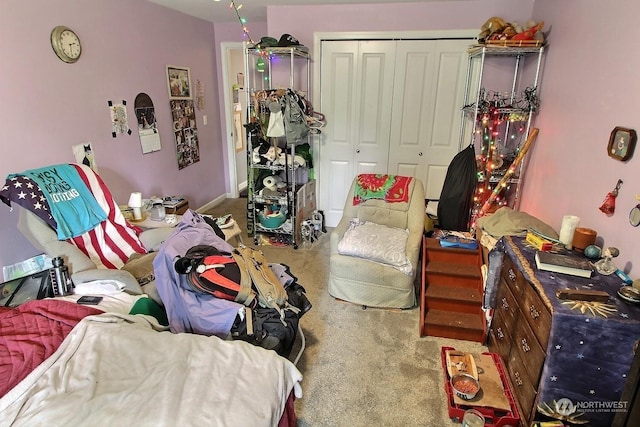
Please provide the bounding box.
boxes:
[251,137,272,165]
[275,152,306,168]
[478,17,507,42]
[512,20,544,41]
[478,16,545,43]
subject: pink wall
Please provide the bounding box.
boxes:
[525,0,640,273]
[0,0,225,271]
[2,0,639,278]
[266,0,534,49]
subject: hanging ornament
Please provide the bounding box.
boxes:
[256,57,265,73]
[599,179,623,216]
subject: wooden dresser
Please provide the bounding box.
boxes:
[486,236,640,426]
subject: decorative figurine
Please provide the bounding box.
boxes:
[594,247,619,275]
[599,179,623,215]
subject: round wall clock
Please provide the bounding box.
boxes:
[50,26,82,63]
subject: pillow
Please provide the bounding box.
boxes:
[121,252,157,286]
[337,219,412,275]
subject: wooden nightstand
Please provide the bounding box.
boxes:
[164,198,189,215]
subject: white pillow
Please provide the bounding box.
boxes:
[337,219,412,275]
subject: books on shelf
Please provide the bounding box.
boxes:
[534,251,593,278]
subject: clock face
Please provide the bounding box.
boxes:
[51,26,81,63]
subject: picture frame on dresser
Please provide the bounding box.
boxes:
[607,126,636,161]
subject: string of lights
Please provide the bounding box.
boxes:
[229,0,253,44]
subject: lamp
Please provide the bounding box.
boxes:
[128,192,143,220]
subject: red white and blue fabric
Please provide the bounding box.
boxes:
[1,164,146,270]
[68,164,146,269]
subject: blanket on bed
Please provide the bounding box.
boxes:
[0,311,303,427]
[0,300,101,398]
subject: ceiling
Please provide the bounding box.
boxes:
[148,0,442,24]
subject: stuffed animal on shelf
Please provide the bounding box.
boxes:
[512,20,545,41]
[275,152,306,168]
[478,16,545,43]
[478,16,507,42]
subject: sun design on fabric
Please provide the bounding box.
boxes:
[538,399,589,425]
[561,300,617,317]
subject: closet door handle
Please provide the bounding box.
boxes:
[418,152,423,156]
[355,149,360,154]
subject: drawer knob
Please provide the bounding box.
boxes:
[521,338,531,352]
[501,297,509,310]
[530,304,540,319]
[514,371,523,386]
[508,269,516,282]
[497,327,505,340]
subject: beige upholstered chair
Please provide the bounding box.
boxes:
[329,175,425,308]
[17,204,172,304]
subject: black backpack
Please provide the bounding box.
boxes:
[437,144,478,231]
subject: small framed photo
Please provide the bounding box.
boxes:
[166,65,192,100]
[607,127,637,161]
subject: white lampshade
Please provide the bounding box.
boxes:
[128,192,143,208]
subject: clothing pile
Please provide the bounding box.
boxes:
[153,210,311,358]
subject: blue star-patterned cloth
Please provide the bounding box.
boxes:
[1,174,57,229]
[485,236,640,426]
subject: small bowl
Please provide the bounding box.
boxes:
[451,373,480,400]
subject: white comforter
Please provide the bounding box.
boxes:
[0,313,302,427]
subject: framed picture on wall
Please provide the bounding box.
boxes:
[166,65,192,100]
[607,126,637,161]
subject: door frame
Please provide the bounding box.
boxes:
[220,41,245,199]
[312,29,477,214]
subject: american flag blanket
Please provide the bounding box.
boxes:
[1,164,146,269]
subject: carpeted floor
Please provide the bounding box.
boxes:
[204,198,487,426]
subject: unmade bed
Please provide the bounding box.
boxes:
[0,298,302,426]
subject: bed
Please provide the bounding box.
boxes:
[0,296,302,426]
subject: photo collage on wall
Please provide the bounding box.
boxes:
[170,99,200,169]
[167,65,199,169]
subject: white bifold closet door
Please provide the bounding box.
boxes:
[319,38,470,227]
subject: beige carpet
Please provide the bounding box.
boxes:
[204,198,487,426]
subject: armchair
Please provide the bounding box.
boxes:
[2,164,173,304]
[329,174,425,309]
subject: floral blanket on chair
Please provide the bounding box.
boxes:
[352,174,412,205]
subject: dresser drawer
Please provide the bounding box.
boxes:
[495,276,520,327]
[487,308,513,361]
[520,281,552,350]
[501,255,527,297]
[506,351,538,423]
[510,313,546,386]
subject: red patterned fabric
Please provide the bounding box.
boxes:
[352,174,412,206]
[67,164,146,269]
[0,300,101,398]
